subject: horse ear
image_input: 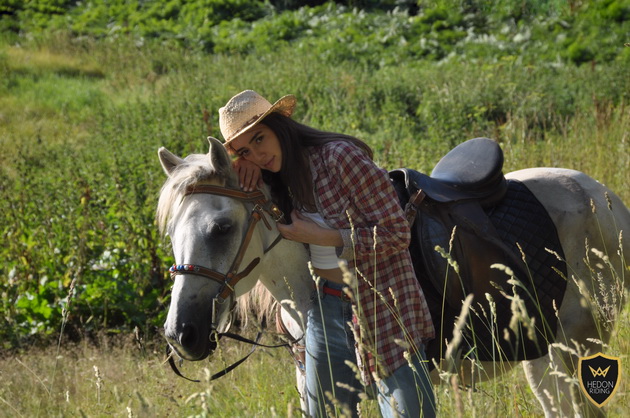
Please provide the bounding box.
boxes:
[158,147,184,176]
[207,136,234,176]
[207,137,239,187]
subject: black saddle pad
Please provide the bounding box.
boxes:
[416,179,568,362]
[488,179,568,324]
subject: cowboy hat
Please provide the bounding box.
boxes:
[219,90,296,145]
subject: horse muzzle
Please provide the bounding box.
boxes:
[164,321,218,361]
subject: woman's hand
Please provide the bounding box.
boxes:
[232,158,263,191]
[277,210,343,247]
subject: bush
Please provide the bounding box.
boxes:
[1,0,628,348]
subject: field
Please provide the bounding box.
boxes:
[1,1,629,416]
[1,314,629,416]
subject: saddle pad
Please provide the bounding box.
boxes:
[416,179,568,363]
[487,179,567,333]
[475,179,568,360]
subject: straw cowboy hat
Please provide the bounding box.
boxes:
[219,90,296,145]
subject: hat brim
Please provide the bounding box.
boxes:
[224,94,296,146]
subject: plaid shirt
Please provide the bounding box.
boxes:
[308,141,435,383]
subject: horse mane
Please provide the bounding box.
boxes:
[235,281,277,326]
[156,153,236,237]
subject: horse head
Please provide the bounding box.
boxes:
[157,137,272,361]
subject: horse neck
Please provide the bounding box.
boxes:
[257,235,312,325]
[244,184,313,324]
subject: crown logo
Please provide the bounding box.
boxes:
[589,365,611,377]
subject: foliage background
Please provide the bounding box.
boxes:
[1,0,628,346]
[0,0,628,416]
[0,0,628,376]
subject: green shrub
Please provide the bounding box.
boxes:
[1,0,628,348]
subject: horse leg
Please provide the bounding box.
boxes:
[523,354,560,418]
[524,287,609,417]
[523,345,606,418]
[295,363,308,414]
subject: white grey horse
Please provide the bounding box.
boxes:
[158,137,629,417]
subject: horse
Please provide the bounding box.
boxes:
[157,136,629,417]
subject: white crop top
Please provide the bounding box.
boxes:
[299,211,342,269]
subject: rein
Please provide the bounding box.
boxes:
[166,318,290,383]
[167,184,287,382]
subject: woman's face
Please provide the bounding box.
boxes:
[230,124,282,173]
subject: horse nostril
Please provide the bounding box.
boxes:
[179,323,198,348]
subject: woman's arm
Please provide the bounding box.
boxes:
[277,210,344,247]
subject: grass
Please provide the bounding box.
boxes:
[0,331,301,417]
[0,29,628,417]
[1,302,628,417]
[4,45,104,78]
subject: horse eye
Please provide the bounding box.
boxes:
[210,220,232,235]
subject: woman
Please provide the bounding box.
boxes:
[219,90,436,417]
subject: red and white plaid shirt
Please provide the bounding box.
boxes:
[308,141,435,383]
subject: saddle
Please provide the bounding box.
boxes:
[390,138,567,364]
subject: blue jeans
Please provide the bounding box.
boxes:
[306,281,363,417]
[305,281,436,418]
[375,349,436,418]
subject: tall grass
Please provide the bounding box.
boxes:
[0,304,627,416]
[0,332,302,417]
[0,31,628,416]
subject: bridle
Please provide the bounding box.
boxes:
[169,183,284,305]
[166,183,288,382]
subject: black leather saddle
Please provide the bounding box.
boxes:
[390,138,567,364]
[390,137,507,209]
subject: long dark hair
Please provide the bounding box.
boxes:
[260,113,373,218]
